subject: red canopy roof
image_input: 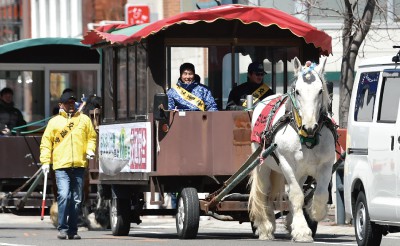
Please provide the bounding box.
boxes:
[82,4,332,55]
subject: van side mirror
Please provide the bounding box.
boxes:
[153,93,168,121]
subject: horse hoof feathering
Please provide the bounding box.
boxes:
[248,57,337,242]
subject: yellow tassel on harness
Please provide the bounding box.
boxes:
[292,107,308,137]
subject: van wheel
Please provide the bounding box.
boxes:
[354,191,382,246]
[176,187,200,239]
[110,198,131,236]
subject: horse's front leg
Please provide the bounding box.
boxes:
[280,160,313,242]
[307,163,332,222]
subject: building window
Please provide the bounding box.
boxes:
[0,0,22,44]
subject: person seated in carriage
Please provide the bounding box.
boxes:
[0,87,27,135]
[226,62,274,110]
[167,62,218,111]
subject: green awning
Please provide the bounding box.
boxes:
[0,38,89,55]
[0,38,100,64]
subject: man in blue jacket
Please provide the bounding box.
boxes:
[167,63,218,111]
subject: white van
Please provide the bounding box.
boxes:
[344,53,400,246]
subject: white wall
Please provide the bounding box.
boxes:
[31,0,82,38]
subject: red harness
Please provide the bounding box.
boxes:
[251,96,287,144]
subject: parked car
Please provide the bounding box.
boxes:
[344,51,400,246]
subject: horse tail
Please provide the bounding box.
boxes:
[248,142,271,223]
[249,164,266,222]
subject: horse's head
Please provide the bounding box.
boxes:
[291,57,329,137]
[82,94,102,115]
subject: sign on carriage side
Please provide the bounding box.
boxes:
[98,122,152,175]
[125,4,150,25]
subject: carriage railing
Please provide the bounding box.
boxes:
[10,116,53,135]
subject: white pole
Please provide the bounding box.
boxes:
[41,170,48,220]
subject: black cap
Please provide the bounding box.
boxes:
[59,92,77,103]
[248,62,266,74]
[179,63,195,75]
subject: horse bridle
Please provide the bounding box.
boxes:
[286,68,334,149]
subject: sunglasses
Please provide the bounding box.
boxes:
[254,72,264,76]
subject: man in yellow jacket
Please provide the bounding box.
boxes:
[40,92,97,240]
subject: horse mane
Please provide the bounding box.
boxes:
[320,78,330,115]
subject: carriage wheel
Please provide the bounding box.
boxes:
[176,187,200,239]
[354,191,383,246]
[303,208,318,238]
[110,197,131,236]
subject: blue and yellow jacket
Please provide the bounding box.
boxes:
[167,78,218,111]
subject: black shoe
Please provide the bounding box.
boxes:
[68,234,81,240]
[57,231,67,240]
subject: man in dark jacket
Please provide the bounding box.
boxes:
[0,87,26,135]
[226,62,274,110]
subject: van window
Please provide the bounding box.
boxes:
[354,72,379,122]
[378,76,400,122]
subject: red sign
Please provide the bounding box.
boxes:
[130,128,147,170]
[125,4,150,25]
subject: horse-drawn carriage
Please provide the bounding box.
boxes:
[80,4,342,242]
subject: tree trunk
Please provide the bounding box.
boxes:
[339,47,357,128]
[339,0,376,128]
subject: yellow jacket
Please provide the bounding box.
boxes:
[40,111,97,170]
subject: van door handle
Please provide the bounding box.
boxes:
[391,136,394,151]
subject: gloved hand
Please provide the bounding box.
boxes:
[1,124,10,136]
[41,165,50,174]
[86,150,95,160]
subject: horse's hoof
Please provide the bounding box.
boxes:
[292,236,314,243]
[258,234,275,240]
[291,229,313,243]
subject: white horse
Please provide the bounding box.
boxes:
[248,57,336,242]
